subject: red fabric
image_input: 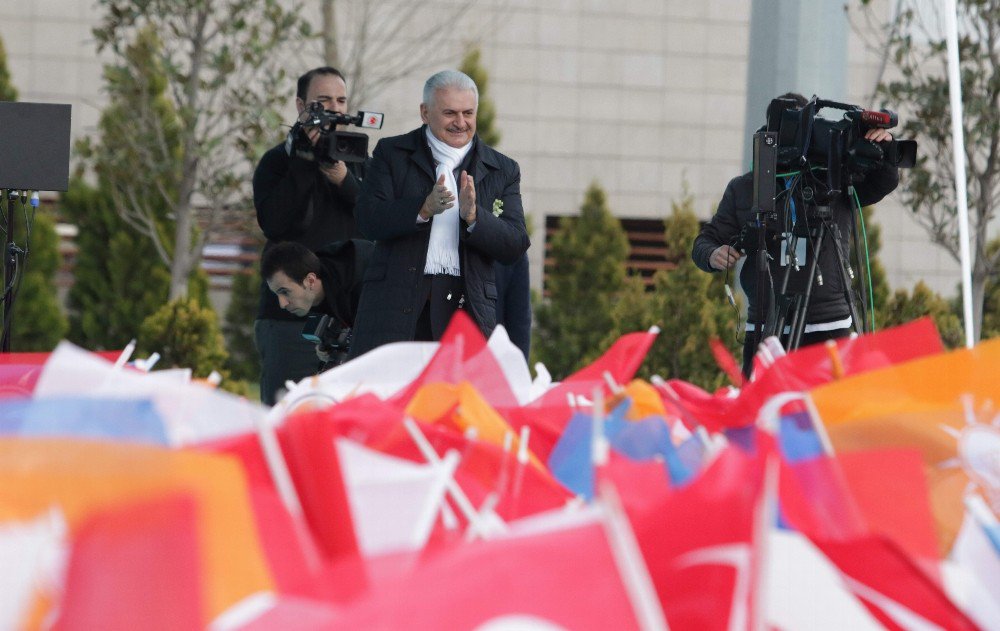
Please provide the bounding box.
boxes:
[838,449,941,575]
[55,494,203,631]
[710,336,744,387]
[817,536,978,630]
[600,452,673,514]
[201,412,367,600]
[627,444,769,631]
[279,413,360,563]
[0,350,124,398]
[780,449,940,574]
[332,519,643,629]
[656,318,945,432]
[388,311,481,407]
[498,329,659,462]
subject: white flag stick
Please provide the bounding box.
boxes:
[403,418,501,538]
[597,481,670,631]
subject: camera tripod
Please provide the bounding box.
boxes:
[760,206,865,352]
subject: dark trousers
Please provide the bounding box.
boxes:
[741,326,852,379]
[254,318,324,405]
[414,274,466,341]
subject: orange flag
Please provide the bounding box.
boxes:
[810,337,1000,554]
[0,438,273,623]
[406,382,543,469]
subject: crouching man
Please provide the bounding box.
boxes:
[260,240,372,371]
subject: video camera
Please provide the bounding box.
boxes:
[301,313,352,366]
[294,102,384,164]
[763,95,917,203]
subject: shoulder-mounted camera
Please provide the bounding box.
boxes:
[291,103,384,164]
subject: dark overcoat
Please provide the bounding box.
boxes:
[349,127,530,358]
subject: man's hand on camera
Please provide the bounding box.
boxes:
[315,343,331,364]
[320,160,348,185]
[710,245,741,270]
[864,128,893,143]
[419,174,455,220]
[297,104,324,146]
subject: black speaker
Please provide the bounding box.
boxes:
[0,102,72,191]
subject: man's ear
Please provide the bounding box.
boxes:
[304,271,319,289]
[419,103,429,124]
[296,97,306,115]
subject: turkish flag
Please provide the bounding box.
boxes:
[627,443,770,630]
[331,515,646,629]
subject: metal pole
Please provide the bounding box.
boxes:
[945,0,975,348]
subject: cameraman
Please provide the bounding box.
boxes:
[691,93,899,379]
[260,240,372,366]
[253,66,365,404]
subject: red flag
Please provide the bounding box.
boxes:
[55,494,203,631]
[818,536,978,630]
[497,329,659,462]
[627,444,770,630]
[332,517,646,629]
[710,336,744,387]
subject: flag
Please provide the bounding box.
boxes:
[0,438,273,622]
[0,396,168,445]
[335,437,456,556]
[627,443,770,630]
[55,494,203,631]
[330,510,649,629]
[0,510,66,630]
[811,335,1000,553]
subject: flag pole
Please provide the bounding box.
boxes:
[945,0,975,347]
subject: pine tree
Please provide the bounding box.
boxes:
[66,26,211,349]
[639,193,738,389]
[534,182,629,379]
[0,35,17,102]
[882,281,963,349]
[223,267,261,382]
[852,205,892,331]
[62,180,171,349]
[10,209,69,351]
[137,298,228,380]
[459,46,500,147]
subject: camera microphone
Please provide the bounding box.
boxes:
[357,111,384,129]
[858,109,897,129]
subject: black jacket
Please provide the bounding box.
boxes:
[314,239,375,327]
[348,127,530,358]
[495,253,531,361]
[253,141,365,321]
[692,163,899,325]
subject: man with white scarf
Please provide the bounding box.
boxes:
[349,70,530,358]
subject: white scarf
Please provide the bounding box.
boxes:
[424,128,472,276]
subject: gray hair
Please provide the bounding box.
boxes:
[422,70,479,107]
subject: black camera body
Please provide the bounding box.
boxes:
[294,103,385,164]
[301,314,352,365]
[765,96,917,203]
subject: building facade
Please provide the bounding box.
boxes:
[0,0,957,312]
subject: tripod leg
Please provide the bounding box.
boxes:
[789,222,826,350]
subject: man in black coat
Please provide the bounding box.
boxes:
[495,253,531,361]
[260,240,372,365]
[348,70,530,359]
[692,93,899,378]
[252,66,365,404]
